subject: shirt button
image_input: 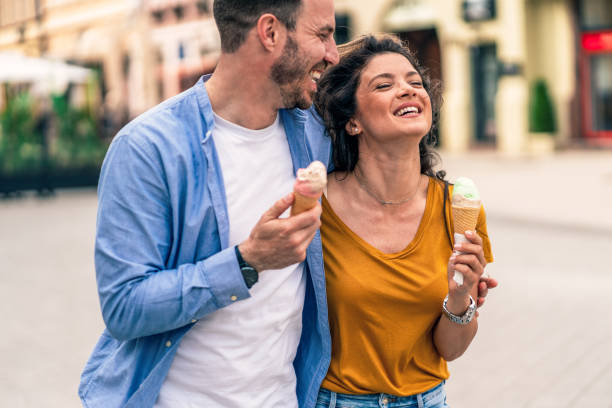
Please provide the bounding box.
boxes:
[230,295,237,301]
[165,340,172,347]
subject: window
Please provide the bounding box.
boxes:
[334,14,351,45]
[152,9,164,23]
[173,5,184,20]
[196,0,209,15]
[122,54,130,79]
[0,0,37,26]
[580,0,612,31]
[462,0,496,23]
[589,54,612,131]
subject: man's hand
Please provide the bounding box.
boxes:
[238,193,321,272]
[477,276,498,308]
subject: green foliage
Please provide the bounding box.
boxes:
[529,79,557,133]
[0,90,109,184]
[0,92,44,174]
[51,94,106,167]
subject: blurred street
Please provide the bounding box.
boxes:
[0,188,103,407]
[1,151,611,407]
[443,153,612,407]
[442,151,612,407]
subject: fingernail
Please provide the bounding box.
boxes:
[465,230,473,236]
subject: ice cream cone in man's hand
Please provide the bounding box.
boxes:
[451,177,481,286]
[291,161,327,216]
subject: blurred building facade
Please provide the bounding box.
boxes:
[2,0,611,153]
[0,0,219,130]
[145,0,219,101]
[335,0,612,153]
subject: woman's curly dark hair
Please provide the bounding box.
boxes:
[314,34,446,180]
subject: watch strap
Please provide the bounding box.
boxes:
[442,294,476,325]
[234,244,249,269]
[235,245,258,289]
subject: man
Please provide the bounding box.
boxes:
[79,1,495,406]
[79,1,338,407]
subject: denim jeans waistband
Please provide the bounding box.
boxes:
[316,381,446,408]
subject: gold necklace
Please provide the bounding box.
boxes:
[353,165,422,206]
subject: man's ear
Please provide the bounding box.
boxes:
[345,119,361,136]
[256,13,284,52]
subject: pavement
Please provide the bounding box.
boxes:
[440,149,612,234]
[439,149,612,407]
[0,189,102,408]
[1,149,611,407]
[445,213,612,407]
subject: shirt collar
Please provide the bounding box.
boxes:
[195,74,216,143]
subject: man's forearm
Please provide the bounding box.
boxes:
[97,245,250,340]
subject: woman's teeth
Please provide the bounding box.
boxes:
[395,106,419,116]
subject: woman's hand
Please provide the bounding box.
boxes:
[446,230,486,315]
[435,230,485,361]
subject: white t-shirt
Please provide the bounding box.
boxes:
[155,113,306,407]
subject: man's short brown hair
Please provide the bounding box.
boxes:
[213,0,302,53]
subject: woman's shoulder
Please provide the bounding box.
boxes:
[427,176,450,195]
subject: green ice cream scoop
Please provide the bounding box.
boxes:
[453,177,480,200]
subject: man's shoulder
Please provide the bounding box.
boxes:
[114,85,208,154]
[129,87,204,134]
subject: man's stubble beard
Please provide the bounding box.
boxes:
[270,35,313,110]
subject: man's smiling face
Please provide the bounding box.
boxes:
[270,0,339,109]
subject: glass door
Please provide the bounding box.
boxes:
[470,44,497,144]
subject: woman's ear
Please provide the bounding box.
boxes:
[344,119,361,136]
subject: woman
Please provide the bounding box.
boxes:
[314,35,494,407]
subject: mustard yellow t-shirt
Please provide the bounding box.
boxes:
[321,177,493,396]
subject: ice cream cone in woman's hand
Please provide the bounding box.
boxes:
[291,161,327,216]
[451,177,481,286]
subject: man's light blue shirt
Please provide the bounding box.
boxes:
[79,76,332,407]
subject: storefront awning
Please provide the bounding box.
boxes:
[0,52,92,94]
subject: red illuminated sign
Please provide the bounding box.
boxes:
[582,31,612,52]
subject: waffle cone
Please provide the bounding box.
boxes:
[291,191,319,216]
[452,205,480,234]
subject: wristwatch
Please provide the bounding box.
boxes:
[442,295,476,325]
[235,245,258,289]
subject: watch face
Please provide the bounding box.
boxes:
[242,267,258,288]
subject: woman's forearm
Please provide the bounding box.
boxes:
[433,313,478,361]
[435,229,488,361]
[433,290,478,361]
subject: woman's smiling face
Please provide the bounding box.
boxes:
[349,52,433,144]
